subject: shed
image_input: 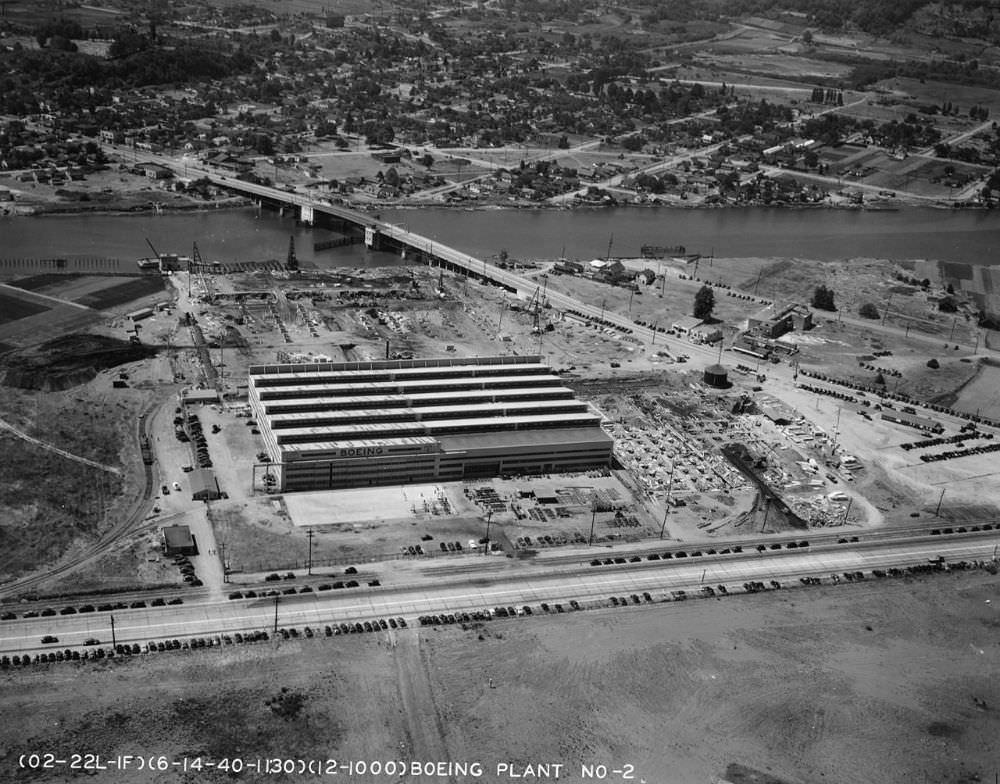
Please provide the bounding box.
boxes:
[182,389,220,405]
[191,468,221,501]
[690,324,723,344]
[161,525,198,556]
[672,315,703,335]
[881,410,943,434]
[128,307,154,321]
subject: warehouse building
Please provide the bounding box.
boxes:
[248,356,613,492]
[161,525,198,556]
[881,409,944,434]
[190,468,222,501]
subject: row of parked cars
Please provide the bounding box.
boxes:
[10,631,274,667]
[227,578,370,600]
[419,601,584,626]
[2,596,183,621]
[174,554,202,587]
[277,617,407,639]
[931,524,994,535]
[588,544,748,568]
[183,412,213,469]
[588,539,824,570]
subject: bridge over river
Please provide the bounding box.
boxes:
[204,171,670,352]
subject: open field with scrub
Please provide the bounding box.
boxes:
[1,570,996,784]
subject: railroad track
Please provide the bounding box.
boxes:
[0,404,162,599]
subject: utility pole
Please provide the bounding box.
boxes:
[881,294,893,326]
[660,466,675,539]
[589,494,598,546]
[273,595,279,633]
[935,488,946,516]
[219,541,227,583]
[306,528,314,575]
[110,615,116,648]
[842,496,853,525]
[484,508,493,555]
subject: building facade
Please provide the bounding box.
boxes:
[249,356,613,492]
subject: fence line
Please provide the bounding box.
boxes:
[0,257,136,274]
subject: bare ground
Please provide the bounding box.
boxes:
[1,570,997,784]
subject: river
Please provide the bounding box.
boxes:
[381,206,1000,265]
[1,205,999,269]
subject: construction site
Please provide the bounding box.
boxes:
[2,236,1000,784]
[2,223,1000,593]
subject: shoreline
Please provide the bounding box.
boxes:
[2,197,989,220]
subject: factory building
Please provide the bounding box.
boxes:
[248,356,613,492]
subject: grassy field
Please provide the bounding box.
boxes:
[0,292,49,324]
[885,78,1000,115]
[76,276,166,310]
[0,384,146,583]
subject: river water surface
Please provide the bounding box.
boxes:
[2,206,998,268]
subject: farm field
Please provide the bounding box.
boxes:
[883,78,1000,116]
[697,53,853,81]
[0,304,99,348]
[8,273,159,308]
[0,291,49,324]
[76,276,167,310]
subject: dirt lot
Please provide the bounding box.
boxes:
[211,468,657,577]
[0,165,237,216]
[2,570,997,784]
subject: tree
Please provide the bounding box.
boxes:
[811,284,836,311]
[621,134,644,152]
[858,302,880,319]
[693,285,715,320]
[938,297,957,313]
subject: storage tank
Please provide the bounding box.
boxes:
[703,363,729,388]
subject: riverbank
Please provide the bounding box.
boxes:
[3,167,990,220]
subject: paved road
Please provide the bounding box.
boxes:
[4,531,995,656]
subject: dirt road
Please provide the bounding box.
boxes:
[393,628,455,778]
